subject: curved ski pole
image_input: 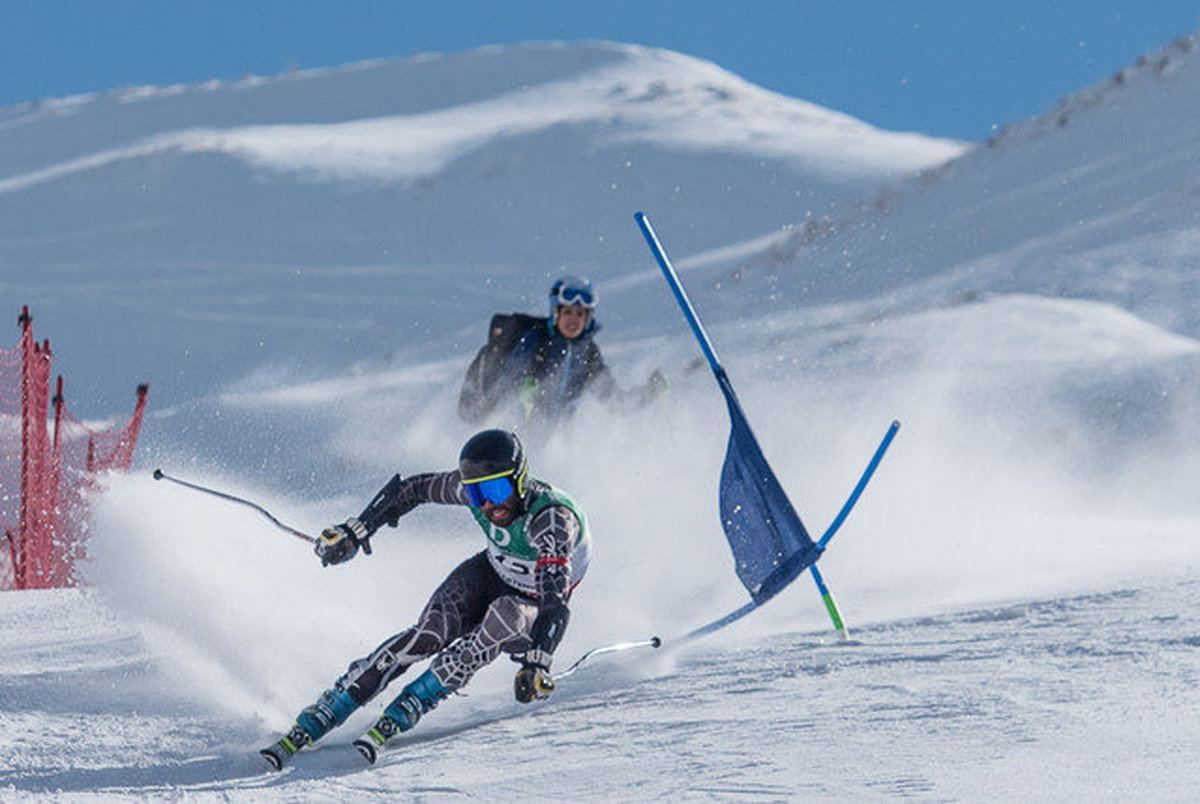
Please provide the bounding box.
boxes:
[556,636,662,680]
[152,469,317,544]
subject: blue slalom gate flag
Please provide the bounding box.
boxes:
[635,212,820,607]
[635,211,900,642]
[716,371,821,605]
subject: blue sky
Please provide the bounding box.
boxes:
[3,1,1199,141]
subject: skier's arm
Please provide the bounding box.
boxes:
[527,506,579,663]
[315,471,468,566]
[354,471,468,535]
[493,332,540,408]
[514,503,578,702]
[587,342,668,413]
[582,341,618,401]
[513,504,573,686]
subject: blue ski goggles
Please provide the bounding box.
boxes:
[462,472,517,507]
[552,284,594,308]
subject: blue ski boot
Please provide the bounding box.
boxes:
[353,669,448,764]
[260,684,359,771]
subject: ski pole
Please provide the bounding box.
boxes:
[151,469,317,544]
[556,636,662,680]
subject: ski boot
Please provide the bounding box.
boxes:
[260,685,359,771]
[353,669,448,764]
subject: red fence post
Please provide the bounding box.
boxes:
[21,333,54,589]
[49,376,68,585]
[16,307,34,590]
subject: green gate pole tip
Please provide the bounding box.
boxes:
[810,564,849,640]
[821,591,849,641]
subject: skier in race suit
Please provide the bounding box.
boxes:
[261,429,591,768]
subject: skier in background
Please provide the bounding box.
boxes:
[458,274,668,426]
[260,429,590,768]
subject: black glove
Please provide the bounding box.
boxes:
[315,517,369,567]
[514,650,555,703]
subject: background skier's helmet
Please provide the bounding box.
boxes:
[548,275,596,335]
[549,275,596,310]
[459,429,528,504]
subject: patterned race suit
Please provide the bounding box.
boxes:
[332,470,590,705]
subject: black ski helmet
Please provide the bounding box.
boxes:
[459,429,528,494]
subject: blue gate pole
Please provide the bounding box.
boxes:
[637,211,900,642]
[809,565,848,640]
[810,420,901,638]
[817,421,901,551]
[635,212,724,378]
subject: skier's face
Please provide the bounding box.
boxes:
[554,304,590,339]
[481,495,519,526]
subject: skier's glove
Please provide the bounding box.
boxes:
[518,376,539,420]
[645,369,669,402]
[315,517,369,567]
[514,651,555,703]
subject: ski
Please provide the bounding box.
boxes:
[260,635,660,770]
[353,737,379,765]
[352,711,403,765]
[258,724,310,771]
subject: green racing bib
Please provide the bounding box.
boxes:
[467,483,591,596]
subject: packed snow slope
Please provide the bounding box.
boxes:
[4,35,1200,799]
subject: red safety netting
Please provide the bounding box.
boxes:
[52,384,149,584]
[0,307,148,590]
[0,322,26,589]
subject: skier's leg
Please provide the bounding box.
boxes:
[355,586,530,762]
[262,552,494,768]
[262,637,415,770]
[352,667,453,763]
[332,593,463,706]
[358,594,536,745]
[429,593,539,691]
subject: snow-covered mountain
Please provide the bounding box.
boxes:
[3,35,1200,799]
[739,34,1200,328]
[713,31,1200,513]
[0,41,962,414]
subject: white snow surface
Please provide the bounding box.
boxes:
[3,38,1200,800]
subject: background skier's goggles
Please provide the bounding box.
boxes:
[554,285,594,307]
[462,473,516,506]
